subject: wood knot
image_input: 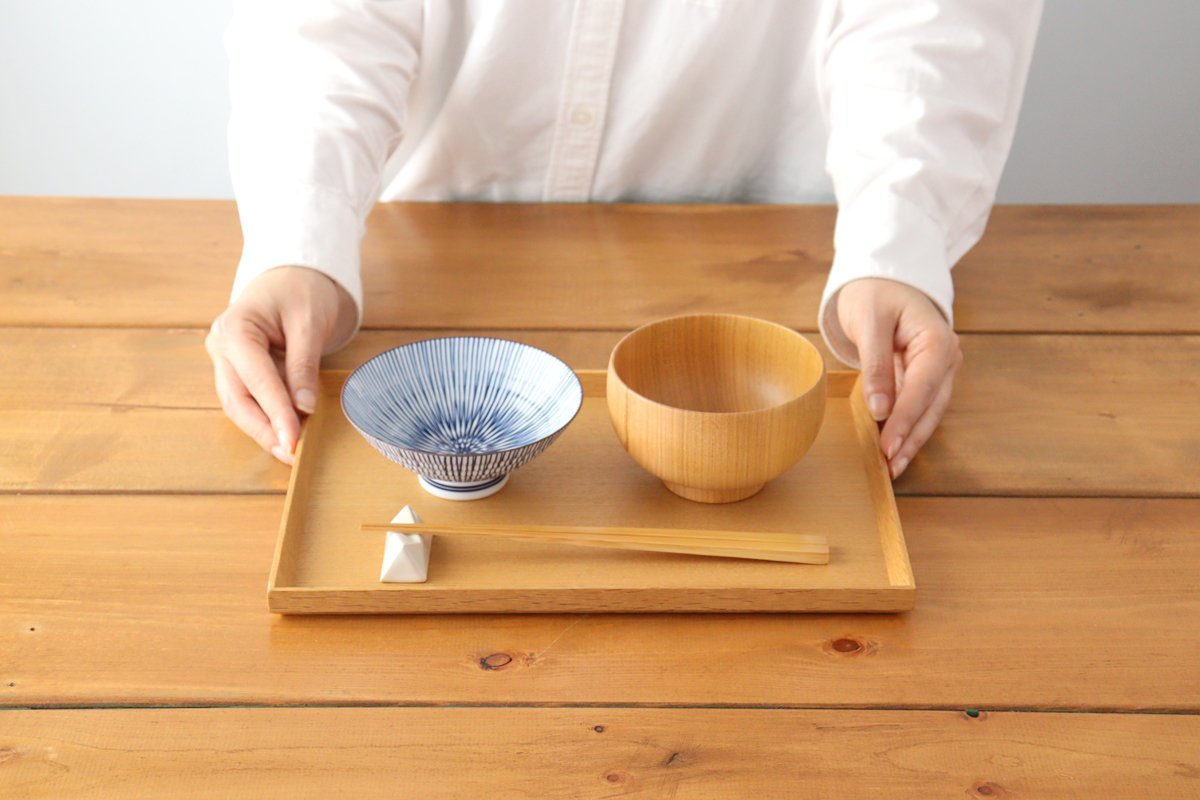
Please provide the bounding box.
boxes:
[973,782,1006,798]
[604,772,625,784]
[593,725,605,733]
[479,653,513,670]
[823,636,876,656]
[963,709,988,721]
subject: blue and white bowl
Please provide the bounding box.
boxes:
[342,337,583,500]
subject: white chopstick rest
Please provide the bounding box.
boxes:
[379,505,433,583]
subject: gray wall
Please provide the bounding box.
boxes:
[0,0,233,198]
[997,0,1200,202]
[1,0,1197,202]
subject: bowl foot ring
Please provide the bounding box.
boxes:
[418,473,509,501]
[663,481,764,504]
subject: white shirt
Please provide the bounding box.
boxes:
[227,0,1042,365]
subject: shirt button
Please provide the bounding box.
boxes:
[570,106,595,127]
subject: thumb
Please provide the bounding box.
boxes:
[853,314,898,423]
[283,317,324,416]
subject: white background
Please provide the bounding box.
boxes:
[1,0,1197,201]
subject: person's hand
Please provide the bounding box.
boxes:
[205,266,357,464]
[836,278,962,479]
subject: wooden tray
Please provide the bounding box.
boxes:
[268,370,914,614]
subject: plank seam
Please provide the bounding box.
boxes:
[2,703,1198,715]
[4,490,1200,500]
[0,324,1198,336]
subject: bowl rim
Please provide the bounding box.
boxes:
[341,335,584,457]
[607,312,827,418]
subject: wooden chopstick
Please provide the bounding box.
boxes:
[360,522,827,547]
[359,522,829,565]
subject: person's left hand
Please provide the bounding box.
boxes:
[836,277,963,479]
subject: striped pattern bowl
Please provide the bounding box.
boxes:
[341,337,583,500]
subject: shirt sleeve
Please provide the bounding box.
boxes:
[816,0,1043,366]
[226,0,423,348]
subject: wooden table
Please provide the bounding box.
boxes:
[2,199,1198,797]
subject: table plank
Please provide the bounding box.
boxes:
[0,328,627,496]
[0,199,240,329]
[955,205,1200,334]
[0,407,287,494]
[1,329,1194,497]
[3,198,1197,333]
[3,708,1197,799]
[0,327,702,407]
[4,495,1197,710]
[907,332,1200,497]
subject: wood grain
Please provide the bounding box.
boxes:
[608,314,827,503]
[850,377,914,590]
[0,326,831,407]
[902,333,1200,497]
[0,327,618,408]
[954,205,1200,334]
[2,329,1195,498]
[4,495,1197,709]
[3,707,1198,799]
[3,199,1198,333]
[0,198,241,328]
[0,407,289,494]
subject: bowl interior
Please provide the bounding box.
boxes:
[342,338,582,455]
[611,315,823,413]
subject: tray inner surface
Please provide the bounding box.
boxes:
[275,372,893,595]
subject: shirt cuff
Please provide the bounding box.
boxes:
[230,183,365,351]
[818,192,956,368]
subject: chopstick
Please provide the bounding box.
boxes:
[359,522,829,564]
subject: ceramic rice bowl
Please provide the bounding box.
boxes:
[342,337,583,500]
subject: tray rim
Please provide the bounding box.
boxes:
[268,368,914,614]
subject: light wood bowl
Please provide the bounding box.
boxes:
[607,314,827,503]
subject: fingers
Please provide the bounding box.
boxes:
[208,317,300,463]
[282,315,323,415]
[882,340,962,478]
[205,267,350,464]
[211,354,295,464]
[836,277,961,479]
[856,315,898,422]
[227,331,301,457]
[887,361,957,478]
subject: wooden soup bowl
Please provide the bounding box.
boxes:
[607,314,827,503]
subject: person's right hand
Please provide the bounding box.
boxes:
[205,266,357,464]
[836,277,962,479]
